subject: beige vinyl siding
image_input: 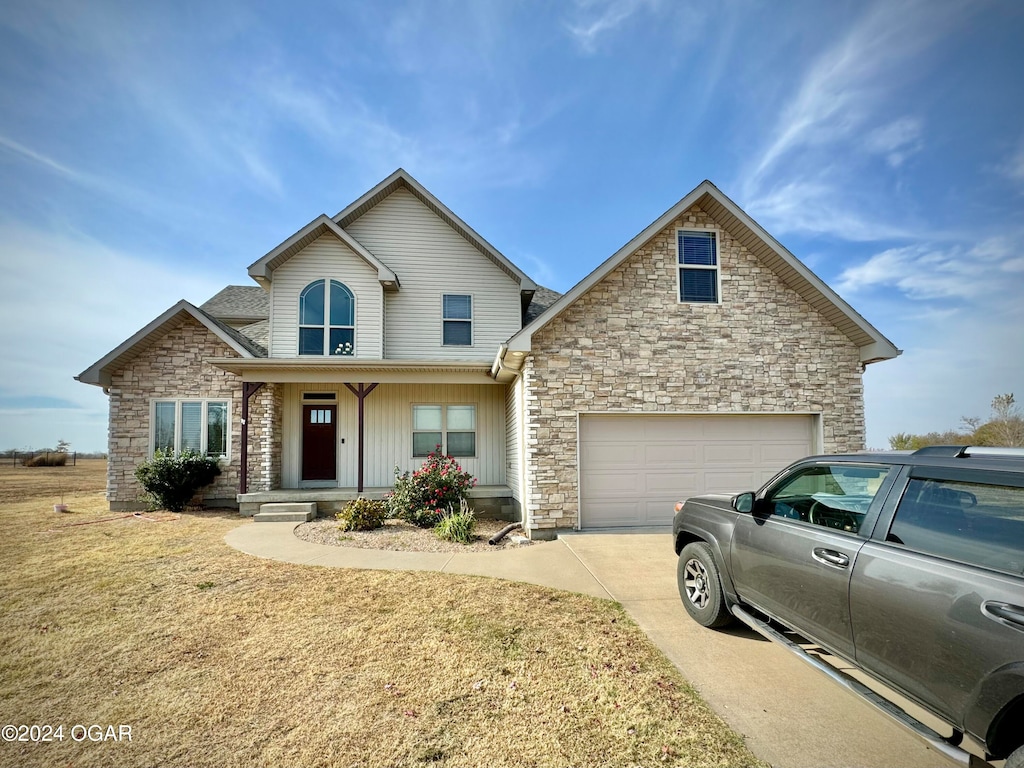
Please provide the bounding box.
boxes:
[505,381,520,502]
[268,235,383,359]
[345,188,522,360]
[280,383,506,488]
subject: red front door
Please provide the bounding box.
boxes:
[302,405,337,481]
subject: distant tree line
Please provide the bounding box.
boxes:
[890,393,1024,450]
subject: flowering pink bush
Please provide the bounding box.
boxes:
[387,447,477,528]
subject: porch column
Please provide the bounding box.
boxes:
[240,382,265,495]
[344,383,379,493]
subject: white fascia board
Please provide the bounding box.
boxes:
[248,215,398,286]
[75,301,254,388]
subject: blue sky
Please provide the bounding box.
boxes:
[1,0,1022,453]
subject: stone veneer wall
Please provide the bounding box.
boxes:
[106,318,244,510]
[246,383,282,493]
[522,203,866,535]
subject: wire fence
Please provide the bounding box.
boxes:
[4,451,78,467]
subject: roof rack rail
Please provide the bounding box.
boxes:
[911,445,1024,458]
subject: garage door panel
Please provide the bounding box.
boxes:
[643,444,698,465]
[704,444,755,464]
[582,471,641,494]
[759,442,812,464]
[580,414,814,529]
[644,471,699,493]
[586,443,641,469]
[641,499,678,526]
[586,501,643,527]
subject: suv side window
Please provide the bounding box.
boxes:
[888,477,1024,575]
[763,464,891,534]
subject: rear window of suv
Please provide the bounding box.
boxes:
[888,478,1024,575]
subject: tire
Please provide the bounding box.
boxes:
[677,542,733,628]
[1006,744,1024,768]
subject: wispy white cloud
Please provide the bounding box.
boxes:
[565,0,658,53]
[739,0,972,240]
[996,137,1024,183]
[864,117,924,168]
[836,236,1024,300]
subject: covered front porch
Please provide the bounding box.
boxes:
[237,485,519,519]
[211,356,524,522]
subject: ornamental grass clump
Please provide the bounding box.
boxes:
[387,447,476,528]
[434,498,476,544]
[134,449,221,513]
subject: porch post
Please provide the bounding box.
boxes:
[344,383,379,493]
[240,382,265,495]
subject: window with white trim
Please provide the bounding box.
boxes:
[299,279,355,355]
[677,229,720,303]
[412,404,476,457]
[442,294,472,346]
[152,400,229,458]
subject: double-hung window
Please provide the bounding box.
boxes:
[152,400,229,458]
[442,294,472,346]
[412,404,476,457]
[299,279,355,355]
[677,230,720,303]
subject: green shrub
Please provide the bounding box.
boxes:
[134,450,222,513]
[336,497,388,531]
[387,448,477,528]
[434,500,476,544]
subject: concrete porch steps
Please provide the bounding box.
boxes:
[253,502,317,523]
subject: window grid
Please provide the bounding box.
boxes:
[412,404,476,458]
[442,294,473,346]
[151,399,229,459]
[677,229,720,304]
[299,279,356,355]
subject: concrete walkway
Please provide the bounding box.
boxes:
[226,522,957,768]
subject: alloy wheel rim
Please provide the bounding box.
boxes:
[684,559,709,609]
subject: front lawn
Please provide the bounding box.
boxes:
[0,463,763,767]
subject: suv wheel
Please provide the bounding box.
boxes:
[1006,744,1024,768]
[678,542,733,628]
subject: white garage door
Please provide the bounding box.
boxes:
[579,414,816,529]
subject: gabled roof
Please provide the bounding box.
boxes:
[505,180,900,366]
[247,214,399,290]
[334,168,537,292]
[75,301,261,389]
[200,285,269,324]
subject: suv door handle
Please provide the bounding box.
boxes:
[812,548,850,568]
[982,601,1024,632]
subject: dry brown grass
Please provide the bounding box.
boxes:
[0,464,764,768]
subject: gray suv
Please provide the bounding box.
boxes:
[672,446,1024,768]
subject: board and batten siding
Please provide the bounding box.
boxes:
[268,235,384,358]
[505,379,521,502]
[344,188,523,360]
[280,383,506,488]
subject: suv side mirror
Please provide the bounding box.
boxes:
[732,492,755,513]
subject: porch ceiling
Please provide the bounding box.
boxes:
[207,357,501,384]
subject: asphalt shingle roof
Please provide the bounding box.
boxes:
[200,285,269,322]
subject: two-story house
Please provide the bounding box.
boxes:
[77,169,899,537]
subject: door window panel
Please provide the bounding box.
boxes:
[764,464,891,534]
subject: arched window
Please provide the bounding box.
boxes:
[298,280,355,355]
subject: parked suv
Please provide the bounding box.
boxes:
[672,446,1024,768]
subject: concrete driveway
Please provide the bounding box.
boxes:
[560,531,959,768]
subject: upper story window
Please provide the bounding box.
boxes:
[299,280,355,356]
[677,230,720,304]
[442,294,472,346]
[152,399,229,459]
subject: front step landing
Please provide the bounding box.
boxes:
[254,502,316,523]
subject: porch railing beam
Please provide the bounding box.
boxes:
[344,382,379,493]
